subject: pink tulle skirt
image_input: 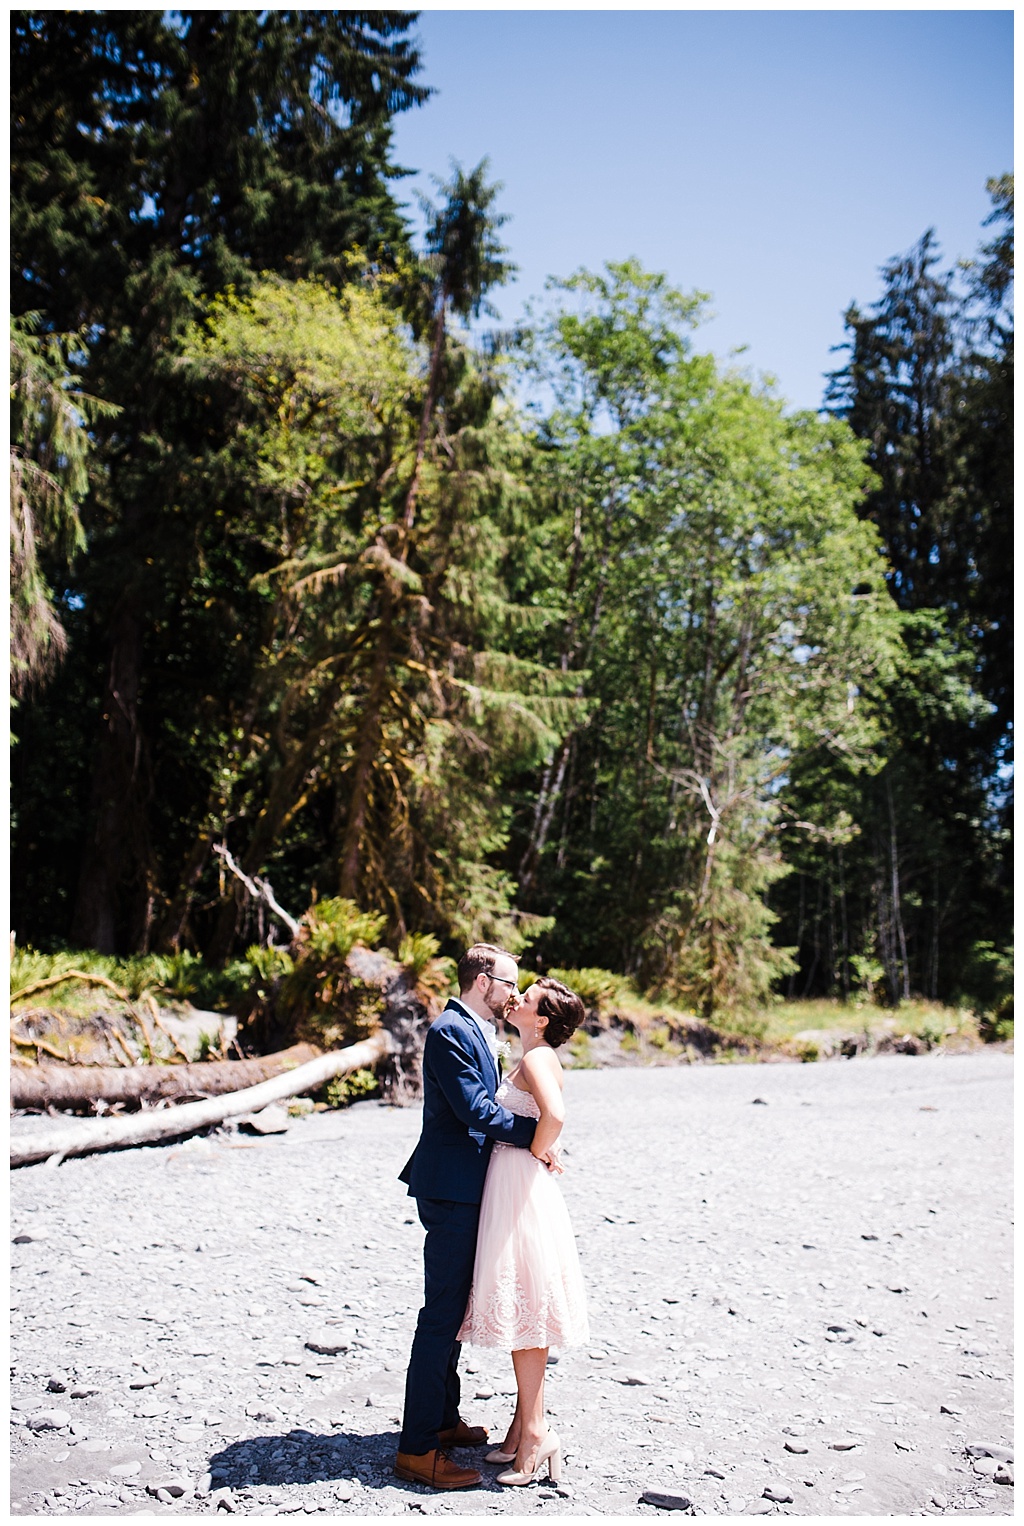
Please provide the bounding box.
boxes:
[458,1142,589,1351]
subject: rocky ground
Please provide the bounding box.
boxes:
[10,1049,1013,1518]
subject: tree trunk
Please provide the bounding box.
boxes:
[402,300,448,535]
[10,1043,321,1112]
[10,1033,389,1167]
[71,598,149,953]
[337,606,392,900]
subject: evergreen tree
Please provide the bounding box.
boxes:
[10,10,429,953]
[779,181,1014,1004]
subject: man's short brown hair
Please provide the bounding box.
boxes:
[457,942,519,993]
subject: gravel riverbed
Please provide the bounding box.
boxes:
[10,1050,1013,1517]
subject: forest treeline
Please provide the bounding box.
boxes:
[10,11,1013,1022]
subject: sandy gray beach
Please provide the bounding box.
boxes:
[10,1049,1013,1516]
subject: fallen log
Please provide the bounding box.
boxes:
[10,1031,389,1168]
[10,1043,322,1112]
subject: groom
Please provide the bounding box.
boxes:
[394,942,542,1490]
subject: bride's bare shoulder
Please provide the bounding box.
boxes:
[520,1043,564,1088]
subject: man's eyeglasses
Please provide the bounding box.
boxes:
[487,974,518,990]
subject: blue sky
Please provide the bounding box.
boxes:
[390,10,1013,411]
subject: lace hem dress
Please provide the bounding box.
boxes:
[457,1078,589,1351]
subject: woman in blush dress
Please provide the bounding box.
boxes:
[457,976,589,1487]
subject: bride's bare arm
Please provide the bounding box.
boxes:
[519,1046,565,1160]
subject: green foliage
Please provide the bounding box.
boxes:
[273,899,388,1048]
[546,967,624,1009]
[957,940,1014,1039]
[9,942,254,1014]
[565,1030,595,1068]
[9,316,118,696]
[321,1068,381,1109]
[302,900,388,965]
[399,932,457,1000]
[512,258,897,1019]
[796,185,1013,1008]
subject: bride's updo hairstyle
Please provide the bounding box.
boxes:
[535,977,586,1049]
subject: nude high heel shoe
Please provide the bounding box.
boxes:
[485,1446,517,1464]
[496,1430,561,1486]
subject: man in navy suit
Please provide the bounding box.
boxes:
[394,942,548,1490]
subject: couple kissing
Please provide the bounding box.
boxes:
[395,942,589,1491]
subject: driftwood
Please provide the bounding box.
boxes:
[10,1031,389,1168]
[212,842,301,939]
[10,1042,322,1112]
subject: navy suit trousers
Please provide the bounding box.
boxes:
[399,1196,480,1455]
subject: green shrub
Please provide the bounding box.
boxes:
[566,1029,596,1068]
[398,932,456,999]
[547,966,623,1010]
[276,898,387,1046]
[305,898,387,964]
[321,1067,380,1109]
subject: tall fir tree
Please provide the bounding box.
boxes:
[11,10,429,952]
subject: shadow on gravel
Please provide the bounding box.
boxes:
[207,1428,505,1495]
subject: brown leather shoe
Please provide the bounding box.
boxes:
[394,1448,483,1490]
[437,1419,489,1447]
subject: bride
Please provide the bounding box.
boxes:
[457,975,589,1486]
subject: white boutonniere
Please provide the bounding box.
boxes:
[496,1040,512,1072]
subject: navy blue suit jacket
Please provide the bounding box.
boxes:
[399,1000,536,1203]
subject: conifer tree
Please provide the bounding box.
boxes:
[10,10,428,952]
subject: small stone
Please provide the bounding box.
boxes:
[70,1386,100,1399]
[640,1490,692,1510]
[744,1502,773,1515]
[994,1465,1013,1486]
[28,1409,70,1430]
[474,1388,495,1400]
[239,1105,290,1134]
[861,1234,879,1241]
[831,1441,858,1451]
[305,1331,353,1356]
[704,1468,725,1479]
[244,1403,283,1424]
[763,1487,793,1503]
[621,1372,654,1386]
[129,1374,161,1389]
[147,1479,190,1498]
[334,1483,354,1502]
[249,1304,269,1318]
[972,1457,998,1477]
[13,1227,50,1243]
[751,1097,768,1105]
[174,1425,205,1442]
[46,1376,68,1393]
[109,1461,142,1477]
[931,1493,948,1509]
[784,1442,808,1454]
[212,1486,236,1511]
[966,1444,1013,1463]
